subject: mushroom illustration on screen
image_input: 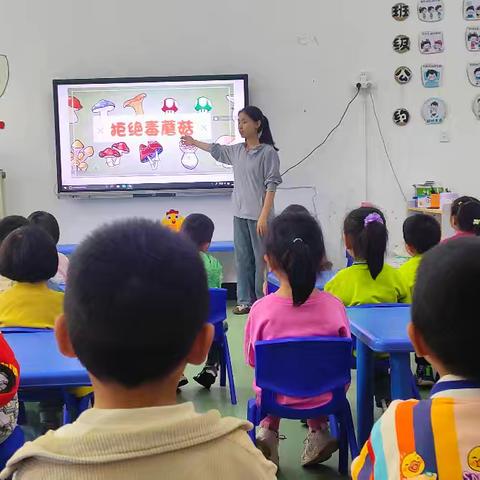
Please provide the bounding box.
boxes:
[91,99,115,120]
[123,93,146,115]
[161,97,178,114]
[179,139,199,170]
[68,96,82,124]
[71,139,94,174]
[139,141,163,170]
[99,147,121,167]
[112,142,130,155]
[195,96,213,112]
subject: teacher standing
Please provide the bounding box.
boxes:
[181,106,282,314]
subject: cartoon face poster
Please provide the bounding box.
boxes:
[467,27,480,51]
[468,63,480,86]
[418,32,445,55]
[418,0,444,22]
[421,64,443,87]
[464,0,480,20]
[419,32,444,53]
[472,95,480,119]
[421,97,447,124]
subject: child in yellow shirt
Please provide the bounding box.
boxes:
[324,207,411,306]
[0,216,29,294]
[324,207,411,408]
[399,214,441,387]
[399,214,441,296]
[0,226,63,328]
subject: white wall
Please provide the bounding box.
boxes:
[0,0,479,267]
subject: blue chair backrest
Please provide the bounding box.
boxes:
[348,303,410,309]
[0,327,51,334]
[208,288,227,325]
[255,337,352,398]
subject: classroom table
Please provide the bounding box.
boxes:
[266,270,337,293]
[347,305,413,446]
[58,240,234,256]
[1,329,90,389]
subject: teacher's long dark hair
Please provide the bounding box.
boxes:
[266,210,326,306]
[239,106,279,151]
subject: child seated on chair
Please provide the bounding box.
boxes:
[28,211,69,286]
[352,238,480,480]
[0,219,276,480]
[400,214,441,387]
[443,197,480,243]
[442,196,480,243]
[0,226,64,329]
[324,207,411,409]
[180,213,224,389]
[244,209,350,468]
[0,226,89,431]
[0,216,29,293]
[324,207,411,306]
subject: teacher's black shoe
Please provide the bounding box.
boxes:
[232,305,251,315]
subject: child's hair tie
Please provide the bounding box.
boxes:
[292,237,304,244]
[364,213,384,227]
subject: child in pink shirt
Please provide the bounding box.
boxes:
[443,196,480,243]
[244,207,350,469]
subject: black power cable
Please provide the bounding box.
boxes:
[369,91,407,202]
[281,84,361,177]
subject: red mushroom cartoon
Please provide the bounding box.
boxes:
[68,96,82,124]
[99,147,121,167]
[162,98,179,114]
[139,141,163,170]
[123,93,146,115]
[112,142,130,154]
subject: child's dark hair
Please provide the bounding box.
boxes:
[266,212,326,306]
[413,238,480,382]
[451,195,479,218]
[457,201,480,235]
[181,213,215,248]
[0,226,58,282]
[281,204,311,217]
[0,216,29,244]
[28,211,60,244]
[64,219,209,388]
[239,106,278,151]
[344,207,387,280]
[403,214,441,254]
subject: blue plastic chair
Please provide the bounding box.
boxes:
[0,426,24,469]
[247,337,358,475]
[208,288,237,405]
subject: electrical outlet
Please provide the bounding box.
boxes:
[358,71,373,90]
[440,130,450,143]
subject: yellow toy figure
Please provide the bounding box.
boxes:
[162,209,184,232]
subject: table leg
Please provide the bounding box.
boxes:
[356,340,374,447]
[390,352,412,400]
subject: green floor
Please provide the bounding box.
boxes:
[179,304,362,479]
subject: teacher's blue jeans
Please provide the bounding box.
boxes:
[234,216,265,306]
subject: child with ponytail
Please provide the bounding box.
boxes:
[325,207,411,306]
[325,207,410,409]
[244,208,350,468]
[443,197,480,242]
